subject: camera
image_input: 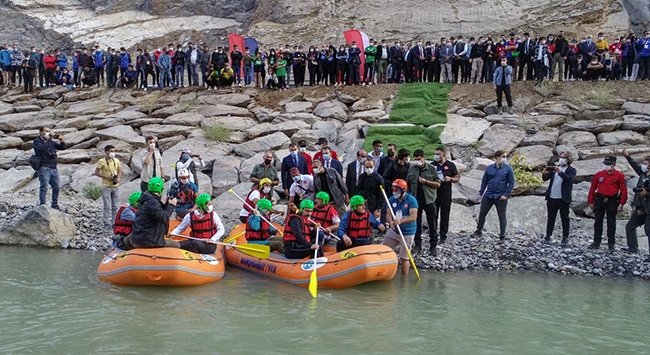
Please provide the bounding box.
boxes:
[51,134,61,140]
[633,178,650,193]
[111,175,119,185]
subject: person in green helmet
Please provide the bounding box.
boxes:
[245,198,284,253]
[337,195,386,252]
[310,191,340,236]
[118,176,180,250]
[112,191,140,237]
[283,199,319,259]
[171,193,225,254]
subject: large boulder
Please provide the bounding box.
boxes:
[57,149,94,164]
[562,120,623,134]
[106,110,148,122]
[573,110,625,121]
[162,137,231,174]
[557,131,598,148]
[197,104,250,117]
[513,145,554,169]
[201,116,257,132]
[55,115,91,129]
[37,86,69,100]
[622,101,650,115]
[313,100,348,121]
[0,206,77,248]
[96,125,144,146]
[351,99,384,112]
[284,101,313,113]
[448,204,477,234]
[350,109,387,122]
[520,128,559,147]
[477,124,526,156]
[0,149,31,169]
[62,128,96,146]
[274,112,319,125]
[211,155,243,195]
[441,114,492,147]
[0,111,55,132]
[86,117,126,130]
[163,112,205,126]
[597,131,646,146]
[212,181,251,229]
[572,158,635,183]
[486,113,567,128]
[0,168,35,193]
[0,136,25,149]
[231,132,291,159]
[0,102,13,115]
[622,115,650,131]
[245,121,310,139]
[62,87,104,102]
[532,101,572,116]
[140,124,194,139]
[65,100,122,117]
[198,93,251,107]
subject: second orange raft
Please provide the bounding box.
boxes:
[225,224,398,289]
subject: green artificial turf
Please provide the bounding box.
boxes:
[388,82,452,126]
[362,125,445,157]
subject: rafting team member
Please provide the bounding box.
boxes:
[168,168,198,218]
[382,179,419,276]
[118,177,180,250]
[240,178,275,223]
[283,199,320,259]
[337,195,386,252]
[587,155,627,251]
[246,198,284,253]
[172,193,225,254]
[288,167,315,212]
[310,191,340,238]
[113,191,141,237]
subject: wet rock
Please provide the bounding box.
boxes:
[0,205,77,248]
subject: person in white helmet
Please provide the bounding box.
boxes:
[175,148,205,188]
[168,168,198,218]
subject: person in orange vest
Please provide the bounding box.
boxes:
[310,191,340,236]
[171,193,225,254]
[246,198,284,253]
[240,177,279,223]
[337,195,386,252]
[283,199,319,259]
[113,191,141,238]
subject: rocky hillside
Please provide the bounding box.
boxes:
[1,0,648,51]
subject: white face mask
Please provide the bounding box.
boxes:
[292,175,301,183]
[205,205,213,213]
[299,147,306,153]
[322,153,331,160]
[44,132,51,139]
[558,158,567,166]
[315,144,322,151]
[148,143,155,150]
[392,191,402,199]
[313,168,321,174]
[413,160,424,167]
[641,164,649,173]
[500,157,508,165]
[603,164,613,171]
[365,168,374,175]
[357,157,366,164]
[262,186,271,194]
[433,154,441,162]
[108,152,116,159]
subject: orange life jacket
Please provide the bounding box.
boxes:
[113,205,135,236]
[347,210,371,239]
[244,188,272,213]
[245,215,272,241]
[283,214,311,244]
[310,203,337,228]
[190,211,216,239]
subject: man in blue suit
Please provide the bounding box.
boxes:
[281,143,308,196]
[318,146,343,177]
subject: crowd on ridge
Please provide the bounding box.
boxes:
[1,29,650,94]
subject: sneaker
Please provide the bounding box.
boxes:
[544,235,551,243]
[506,106,513,114]
[471,230,482,238]
[608,245,616,252]
[560,237,568,246]
[429,246,437,256]
[587,243,600,250]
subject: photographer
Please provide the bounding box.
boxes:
[95,145,122,229]
[542,151,576,246]
[623,149,650,256]
[33,127,66,209]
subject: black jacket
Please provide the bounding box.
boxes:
[542,166,576,203]
[33,136,65,168]
[553,37,570,56]
[356,172,385,212]
[627,156,650,211]
[130,191,175,247]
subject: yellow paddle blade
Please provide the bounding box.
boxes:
[230,243,271,259]
[308,269,318,298]
[227,188,234,193]
[223,231,245,244]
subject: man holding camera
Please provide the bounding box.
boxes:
[623,149,650,257]
[140,135,164,192]
[33,127,66,209]
[95,145,122,229]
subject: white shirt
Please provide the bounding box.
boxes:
[549,167,565,199]
[171,210,225,242]
[190,49,198,64]
[370,151,383,172]
[176,158,206,185]
[289,174,315,200]
[239,190,260,217]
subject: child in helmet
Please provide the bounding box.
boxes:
[337,195,386,252]
[283,199,320,259]
[168,168,198,218]
[245,198,284,253]
[113,191,141,237]
[172,193,225,254]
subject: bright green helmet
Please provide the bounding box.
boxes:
[257,198,273,212]
[195,193,212,210]
[147,177,165,194]
[299,199,314,210]
[315,191,330,205]
[349,195,365,209]
[128,191,142,208]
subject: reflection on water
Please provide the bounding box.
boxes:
[0,247,649,354]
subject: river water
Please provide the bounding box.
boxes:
[1,246,649,354]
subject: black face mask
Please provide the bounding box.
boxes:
[264,159,272,165]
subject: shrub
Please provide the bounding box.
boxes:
[510,154,543,190]
[82,182,102,201]
[203,124,231,142]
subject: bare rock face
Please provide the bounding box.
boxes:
[0,206,77,248]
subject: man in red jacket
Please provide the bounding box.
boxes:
[587,155,627,251]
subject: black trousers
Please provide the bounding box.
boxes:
[495,85,512,108]
[336,237,372,252]
[390,61,402,82]
[436,195,452,240]
[546,198,570,239]
[518,55,534,80]
[414,201,437,248]
[23,71,33,93]
[625,209,650,252]
[179,240,217,254]
[349,63,360,85]
[593,195,619,247]
[284,242,320,259]
[424,62,434,82]
[476,198,508,237]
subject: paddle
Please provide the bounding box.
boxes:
[306,217,341,241]
[379,185,421,281]
[228,188,284,236]
[170,234,271,259]
[223,230,245,244]
[308,224,321,298]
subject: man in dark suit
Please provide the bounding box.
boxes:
[389,41,404,83]
[424,41,435,82]
[378,143,396,176]
[281,143,308,195]
[313,159,348,216]
[518,32,535,81]
[411,41,425,82]
[318,146,343,177]
[542,151,576,246]
[346,149,368,197]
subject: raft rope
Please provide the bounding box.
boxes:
[103,252,224,262]
[235,249,395,265]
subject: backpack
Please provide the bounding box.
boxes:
[29,155,41,171]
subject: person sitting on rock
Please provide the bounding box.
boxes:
[337,195,386,252]
[121,64,137,88]
[246,198,284,253]
[171,193,225,254]
[168,168,198,219]
[81,65,96,87]
[283,199,319,259]
[113,191,141,238]
[219,62,235,87]
[175,148,205,188]
[117,177,180,250]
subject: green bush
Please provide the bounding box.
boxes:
[82,182,102,201]
[203,124,231,142]
[510,154,543,190]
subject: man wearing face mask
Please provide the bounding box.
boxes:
[240,178,277,223]
[175,148,205,188]
[493,58,514,114]
[383,179,419,275]
[383,148,411,191]
[288,167,315,213]
[313,137,339,161]
[623,149,650,255]
[369,139,384,172]
[406,149,441,255]
[378,143,397,176]
[312,159,348,216]
[473,151,515,241]
[95,145,122,228]
[168,168,198,219]
[33,127,66,209]
[587,156,627,251]
[439,40,454,83]
[389,41,404,83]
[318,147,343,177]
[140,136,164,192]
[376,39,389,84]
[542,151,576,245]
[281,144,308,196]
[637,30,650,81]
[346,149,368,196]
[356,159,385,219]
[433,147,459,244]
[250,150,280,187]
[172,193,224,254]
[297,140,313,173]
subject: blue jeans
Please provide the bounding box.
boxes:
[233,65,241,84]
[244,64,253,86]
[174,64,184,87]
[159,69,173,88]
[38,166,60,207]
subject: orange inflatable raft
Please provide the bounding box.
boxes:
[225,224,398,289]
[97,219,225,287]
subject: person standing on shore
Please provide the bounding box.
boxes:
[493,57,514,114]
[623,149,650,255]
[140,136,164,192]
[587,156,627,251]
[542,151,576,245]
[433,146,460,244]
[33,127,66,209]
[95,145,122,229]
[473,150,515,241]
[406,149,441,256]
[382,179,418,276]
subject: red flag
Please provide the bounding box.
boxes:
[228,33,246,77]
[343,29,370,81]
